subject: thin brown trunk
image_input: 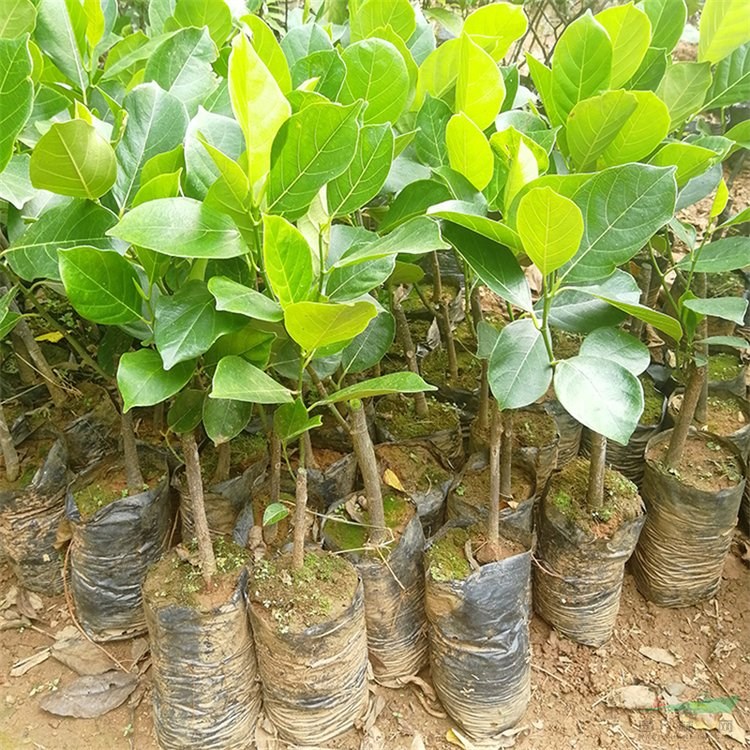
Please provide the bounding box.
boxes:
[431,253,459,381]
[291,437,308,570]
[121,409,144,492]
[392,287,429,418]
[10,333,36,385]
[349,400,385,545]
[12,315,65,407]
[695,273,708,424]
[213,441,231,484]
[500,409,513,499]
[0,403,19,482]
[477,359,490,434]
[665,363,706,470]
[470,283,483,333]
[488,405,502,547]
[180,430,216,585]
[630,263,652,340]
[586,431,607,511]
[302,430,318,469]
[270,430,281,503]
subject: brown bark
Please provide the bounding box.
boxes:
[0,403,19,482]
[500,409,513,499]
[391,288,429,418]
[665,363,706,470]
[695,273,708,425]
[477,359,490,435]
[270,430,281,504]
[291,466,308,570]
[12,315,65,407]
[431,253,459,381]
[213,441,231,485]
[586,431,607,511]
[121,409,144,492]
[488,405,502,547]
[10,332,36,385]
[630,263,652,340]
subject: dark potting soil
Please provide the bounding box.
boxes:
[708,352,743,381]
[325,493,413,555]
[515,409,557,448]
[421,348,481,392]
[388,319,432,359]
[547,458,642,537]
[650,433,743,492]
[704,393,749,435]
[374,444,450,496]
[0,436,54,490]
[376,395,459,440]
[452,463,534,512]
[425,525,525,582]
[552,330,583,359]
[143,538,250,610]
[200,432,267,482]
[248,551,358,633]
[640,375,664,425]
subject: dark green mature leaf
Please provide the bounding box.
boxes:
[415,94,451,167]
[554,356,644,444]
[210,355,293,403]
[0,36,32,171]
[703,42,750,109]
[113,83,188,208]
[267,101,360,219]
[317,372,436,405]
[154,280,245,369]
[441,223,532,311]
[698,335,750,349]
[262,215,314,308]
[682,296,748,324]
[118,348,195,411]
[428,203,522,253]
[676,236,750,272]
[208,276,283,321]
[561,164,677,282]
[35,0,86,91]
[7,200,118,281]
[328,123,394,216]
[0,310,21,340]
[203,397,253,444]
[284,300,377,353]
[580,327,650,375]
[203,325,274,369]
[340,311,395,375]
[488,319,552,409]
[30,120,116,199]
[167,389,205,433]
[59,247,142,325]
[280,22,332,70]
[274,398,321,443]
[326,256,395,302]
[379,181,452,233]
[109,197,247,258]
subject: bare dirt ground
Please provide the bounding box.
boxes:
[1,536,748,750]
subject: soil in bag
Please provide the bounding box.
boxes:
[631,429,745,607]
[66,449,172,640]
[324,492,429,685]
[421,346,481,413]
[533,458,645,647]
[143,541,261,750]
[424,521,532,741]
[248,551,369,745]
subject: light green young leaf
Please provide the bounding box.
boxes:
[414,94,451,167]
[284,300,377,353]
[656,61,712,130]
[131,169,182,206]
[517,187,583,276]
[172,0,231,47]
[210,355,294,403]
[698,0,750,64]
[0,35,32,171]
[262,215,314,308]
[580,327,650,376]
[637,0,686,52]
[241,14,291,93]
[703,43,750,110]
[455,33,504,131]
[414,37,458,110]
[317,372,436,405]
[30,120,116,199]
[446,113,493,191]
[526,53,560,126]
[649,142,720,186]
[490,127,540,210]
[463,2,527,62]
[118,349,195,411]
[263,503,289,526]
[595,3,651,88]
[0,0,37,38]
[208,276,283,322]
[35,0,86,92]
[0,154,34,208]
[350,0,416,43]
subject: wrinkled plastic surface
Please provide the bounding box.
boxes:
[375,413,465,469]
[631,429,745,607]
[0,438,68,594]
[63,394,119,473]
[533,492,644,646]
[308,453,358,512]
[67,463,172,641]
[545,400,582,468]
[739,472,750,536]
[144,567,262,749]
[425,521,532,741]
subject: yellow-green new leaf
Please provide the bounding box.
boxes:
[656,61,712,130]
[229,31,291,187]
[0,35,33,171]
[30,120,116,199]
[172,0,232,47]
[262,214,314,308]
[517,187,583,275]
[446,113,493,191]
[241,14,291,93]
[595,3,651,88]
[463,2,528,62]
[0,0,37,39]
[284,300,378,353]
[455,33,504,131]
[649,142,720,186]
[350,0,416,43]
[699,0,750,64]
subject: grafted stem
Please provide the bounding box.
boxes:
[121,409,144,493]
[666,363,706,470]
[586,431,607,511]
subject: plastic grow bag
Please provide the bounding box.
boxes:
[0,437,68,594]
[425,521,532,741]
[63,393,119,473]
[307,452,358,512]
[249,575,369,745]
[144,566,262,750]
[66,461,172,641]
[533,492,645,647]
[545,400,582,468]
[631,429,746,608]
[738,471,750,536]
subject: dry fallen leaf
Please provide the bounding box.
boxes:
[639,646,679,666]
[411,733,427,750]
[10,649,51,677]
[39,671,137,718]
[51,632,116,676]
[606,685,659,710]
[383,468,405,492]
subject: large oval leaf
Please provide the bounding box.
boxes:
[262,215,314,308]
[698,0,750,64]
[580,327,650,376]
[446,113,493,191]
[317,372,436,405]
[118,349,195,411]
[210,355,293,404]
[463,2,527,62]
[455,33,504,131]
[208,276,283,321]
[0,36,32,171]
[595,3,651,88]
[284,300,377,353]
[202,397,253,444]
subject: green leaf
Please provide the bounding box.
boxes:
[517,187,583,276]
[446,113,493,191]
[682,296,748,325]
[210,355,293,403]
[263,502,289,526]
[703,43,750,109]
[678,237,750,274]
[109,198,246,259]
[280,23,332,70]
[350,0,416,43]
[455,33,504,131]
[7,200,118,281]
[649,142,720,186]
[172,0,231,47]
[328,123,394,216]
[441,222,532,312]
[241,14,291,93]
[132,169,182,207]
[317,372,436,405]
[326,256,394,302]
[114,83,188,208]
[340,38,409,125]
[273,398,321,443]
[554,356,643,444]
[463,2,527,62]
[428,204,522,254]
[340,311,395,375]
[566,90,638,171]
[0,310,21,340]
[262,215,314,307]
[488,319,552,410]
[380,180,451,233]
[203,397,253,444]
[637,0,686,52]
[35,0,86,92]
[167,389,205,434]
[598,90,671,167]
[154,280,245,369]
[59,247,142,325]
[118,348,195,411]
[550,11,612,121]
[595,3,651,88]
[697,335,750,350]
[30,120,116,199]
[144,26,217,117]
[0,154,33,208]
[580,327,650,376]
[415,37,458,110]
[414,94,450,168]
[423,7,462,38]
[0,0,37,38]
[203,325,273,369]
[656,62,712,130]
[561,164,677,282]
[267,101,359,219]
[0,36,32,171]
[526,54,560,125]
[284,300,377,353]
[291,48,346,100]
[208,276,283,322]
[698,0,750,64]
[490,127,541,210]
[229,31,291,186]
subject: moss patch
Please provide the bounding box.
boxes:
[640,376,664,426]
[375,443,450,495]
[421,348,481,392]
[201,432,267,482]
[376,395,459,440]
[515,409,557,448]
[708,352,743,382]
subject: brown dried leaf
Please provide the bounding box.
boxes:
[10,649,51,677]
[383,468,405,492]
[51,634,117,676]
[39,671,137,718]
[606,685,659,710]
[639,646,678,666]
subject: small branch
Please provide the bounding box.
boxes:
[432,252,458,381]
[121,409,144,493]
[488,404,502,548]
[291,466,308,570]
[665,363,706,470]
[586,432,607,512]
[695,273,708,425]
[500,409,513,499]
[391,287,428,418]
[0,403,19,482]
[477,360,490,435]
[270,430,281,504]
[306,365,349,433]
